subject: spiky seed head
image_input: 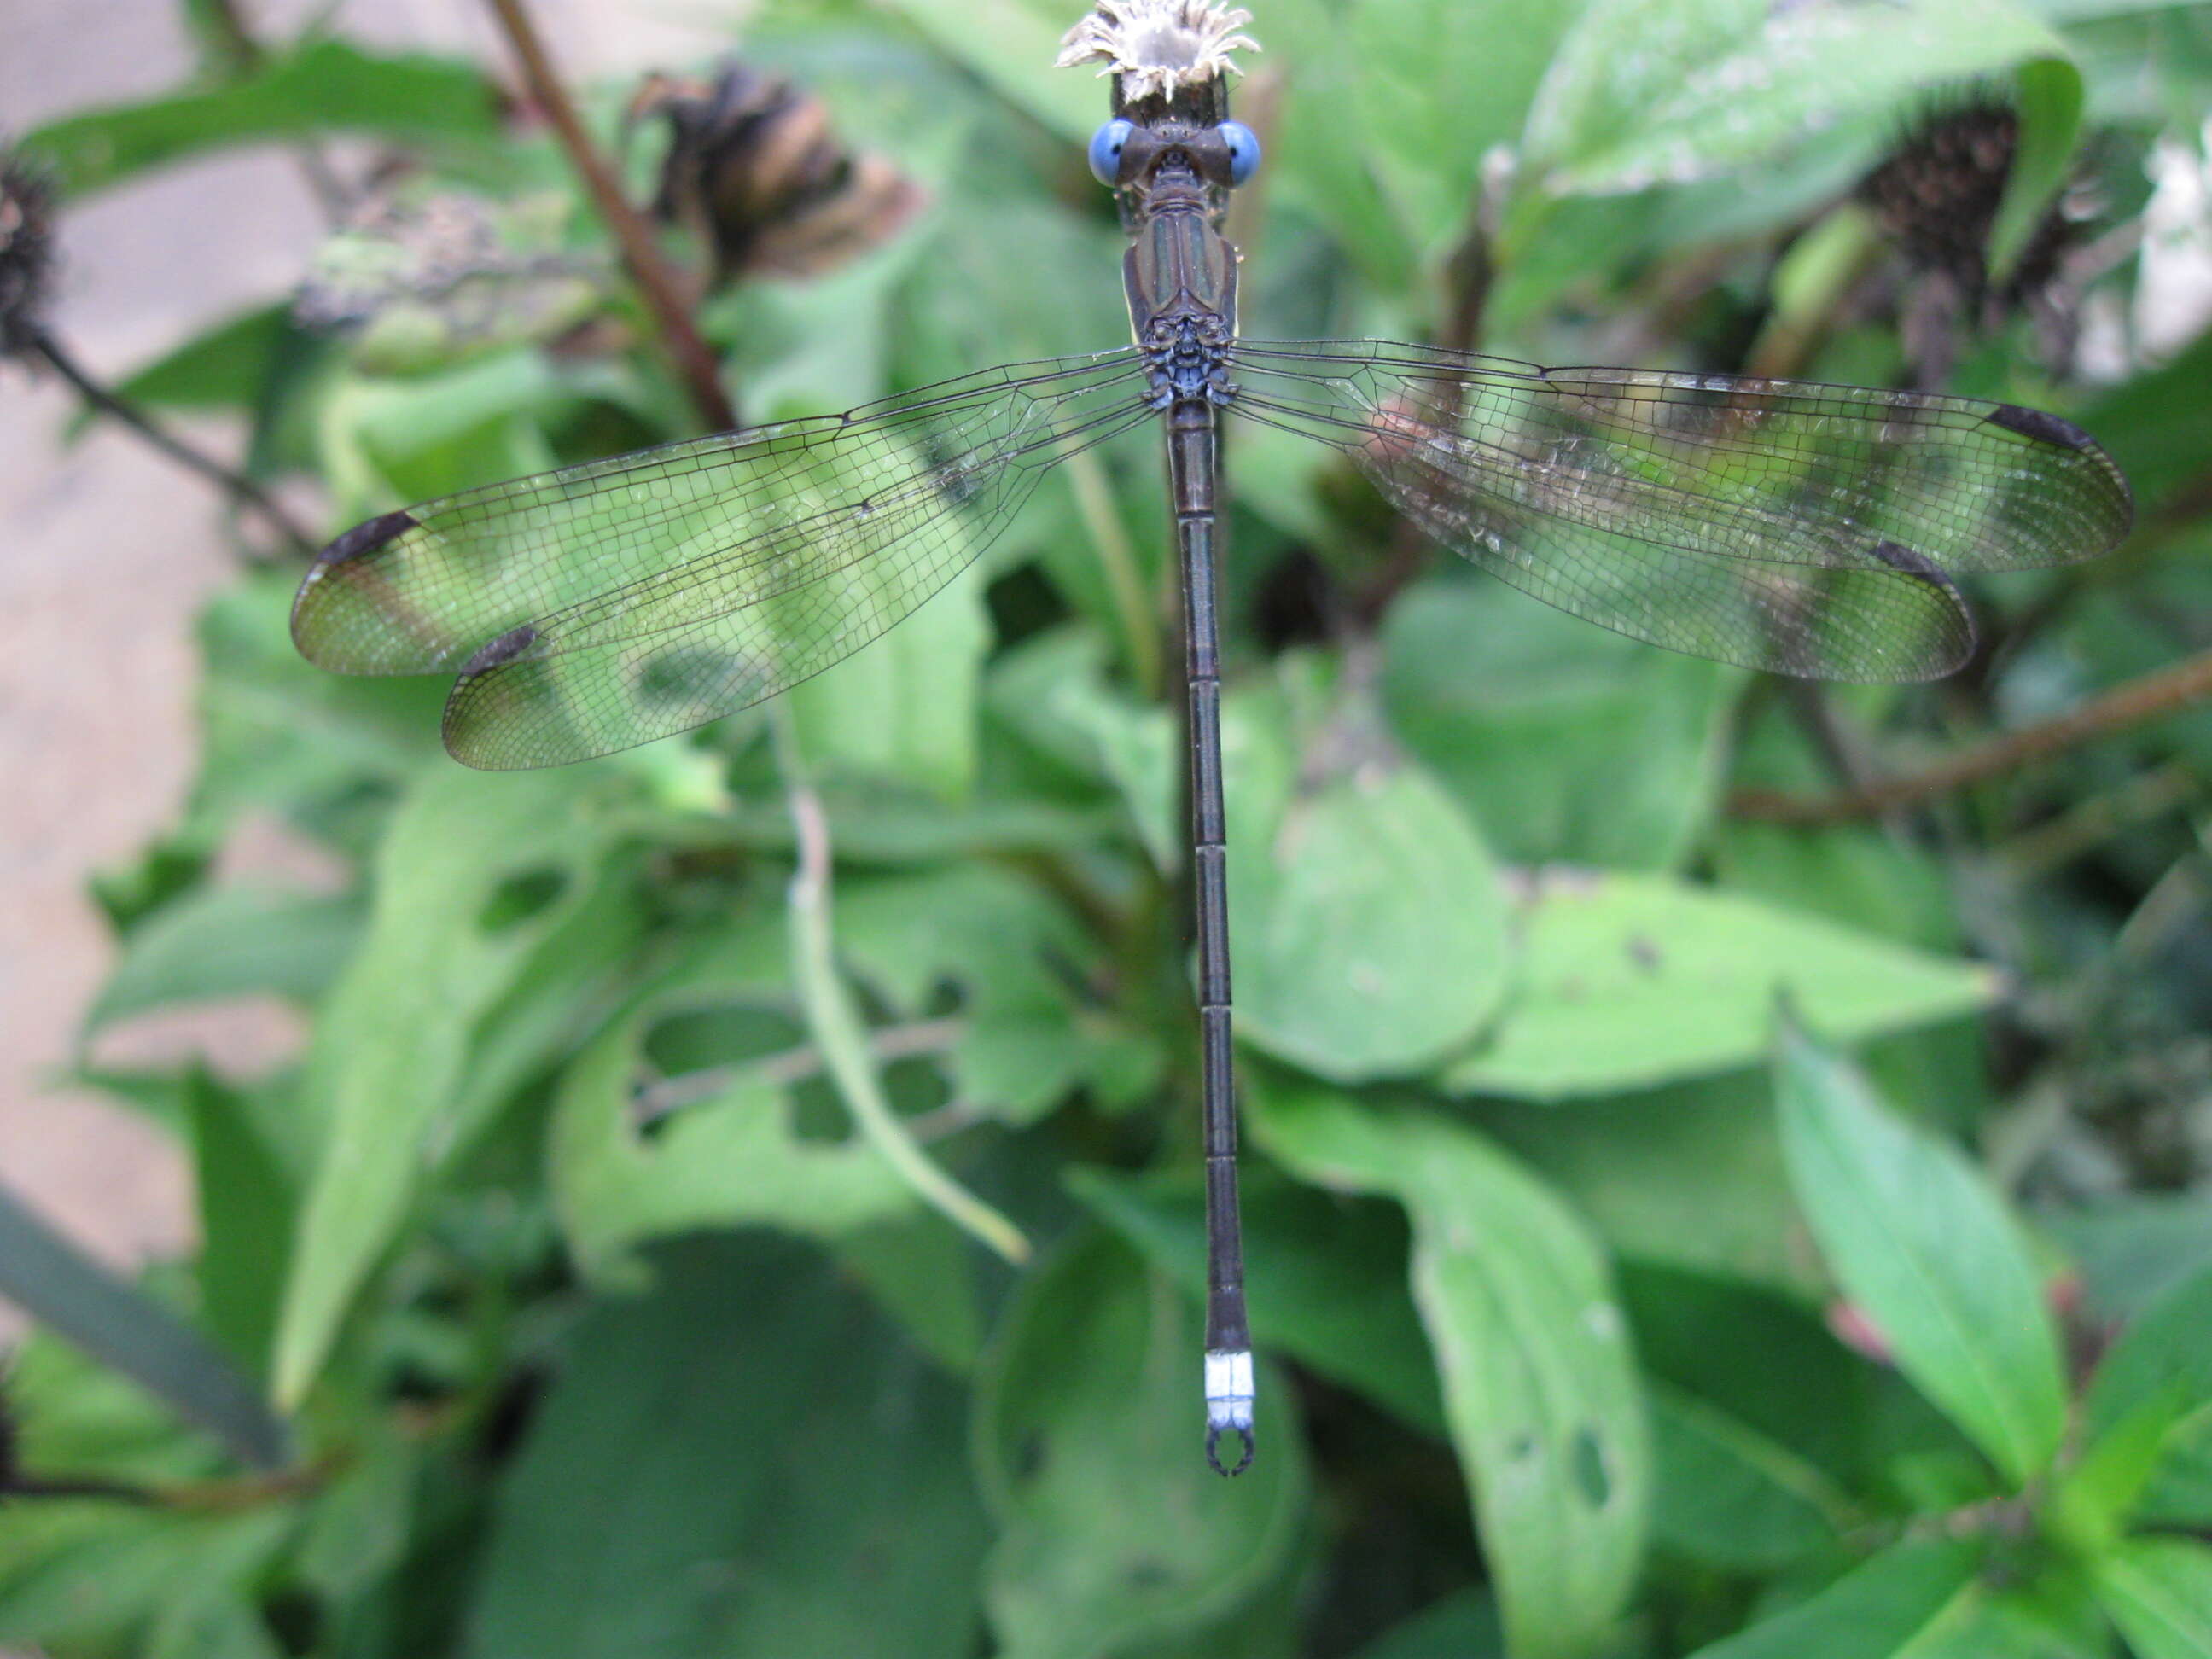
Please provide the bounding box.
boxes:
[1056,1,1259,102]
[0,148,56,359]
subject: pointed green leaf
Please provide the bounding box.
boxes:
[2081,1262,2212,1528]
[1646,1383,1843,1570]
[1685,1538,1981,1659]
[1249,1074,1647,1659]
[185,1069,293,1378]
[85,885,363,1035]
[1348,0,1584,257]
[1774,1020,2066,1486]
[1446,873,1995,1099]
[2093,1537,2212,1659]
[24,39,498,197]
[273,766,637,1406]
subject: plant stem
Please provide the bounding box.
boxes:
[480,0,737,433]
[28,327,313,556]
[1731,646,2212,824]
[632,1016,969,1124]
[774,711,1029,1266]
[1066,445,1161,699]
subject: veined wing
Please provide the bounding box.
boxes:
[1226,340,2133,681]
[292,350,1151,767]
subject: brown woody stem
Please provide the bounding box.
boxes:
[29,328,313,556]
[481,0,737,432]
[1732,647,2212,824]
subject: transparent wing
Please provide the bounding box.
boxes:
[291,350,1151,767]
[1227,340,2133,680]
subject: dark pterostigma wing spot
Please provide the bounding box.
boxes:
[1982,403,2095,451]
[1869,538,1978,658]
[315,509,419,567]
[459,624,540,677]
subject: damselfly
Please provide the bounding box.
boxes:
[291,2,2133,1475]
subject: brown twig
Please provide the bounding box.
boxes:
[27,326,314,556]
[1731,646,2212,824]
[480,0,736,432]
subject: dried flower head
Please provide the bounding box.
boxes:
[1056,1,1259,102]
[0,148,56,359]
[1858,96,2094,383]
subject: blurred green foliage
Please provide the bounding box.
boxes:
[8,0,2212,1655]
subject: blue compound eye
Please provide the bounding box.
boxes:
[1219,120,1261,186]
[1088,119,1135,187]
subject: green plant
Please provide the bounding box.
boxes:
[6,1,2212,1655]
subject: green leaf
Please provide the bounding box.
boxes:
[0,1505,295,1654]
[84,885,364,1035]
[1774,1019,2066,1487]
[874,0,1102,144]
[1646,1383,1843,1570]
[186,1069,294,1378]
[1073,1165,1446,1435]
[1258,0,1423,295]
[2080,1262,2212,1528]
[1901,1575,2115,1659]
[273,765,639,1406]
[23,39,499,197]
[549,918,917,1282]
[0,1184,288,1471]
[194,571,448,822]
[93,304,304,419]
[836,864,1155,1126]
[2092,1537,2212,1659]
[466,1232,987,1659]
[1445,873,1995,1099]
[1381,578,1732,870]
[1527,0,2075,197]
[1615,1259,1874,1485]
[1348,0,1585,258]
[1225,688,1510,1081]
[1249,1074,1647,1659]
[1685,1538,1981,1659]
[2049,1194,2212,1322]
[1352,1589,1505,1659]
[789,564,988,797]
[1988,56,2087,281]
[975,1231,1309,1659]
[1481,1076,1809,1288]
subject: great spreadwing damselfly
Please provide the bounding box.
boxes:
[290,2,2133,1475]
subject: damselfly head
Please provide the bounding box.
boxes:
[1086,117,1260,192]
[1057,0,1260,103]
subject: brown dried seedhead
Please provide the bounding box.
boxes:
[629,62,924,293]
[0,148,56,360]
[1858,97,2098,386]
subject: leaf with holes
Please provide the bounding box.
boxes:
[272,765,640,1406]
[1248,1071,1648,1659]
[1445,872,1995,1100]
[974,1230,1309,1659]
